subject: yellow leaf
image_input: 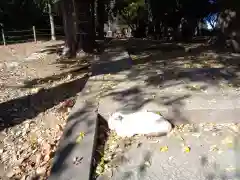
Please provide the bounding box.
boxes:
[222,136,233,146]
[76,132,85,143]
[184,63,191,68]
[192,133,200,138]
[183,146,191,153]
[225,166,236,172]
[227,142,234,148]
[131,55,138,60]
[160,146,168,152]
[31,87,41,93]
[155,111,161,115]
[209,145,219,152]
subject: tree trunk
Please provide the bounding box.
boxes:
[215,9,240,52]
[97,0,105,39]
[48,1,56,41]
[61,0,77,57]
[75,0,95,53]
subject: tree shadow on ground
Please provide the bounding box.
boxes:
[102,39,240,90]
[96,39,240,126]
[37,38,111,56]
[200,152,240,180]
[118,151,154,180]
[101,85,190,125]
[95,39,240,180]
[0,74,89,130]
[37,43,65,55]
[126,40,240,88]
[22,63,90,88]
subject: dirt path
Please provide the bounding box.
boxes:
[0,41,90,179]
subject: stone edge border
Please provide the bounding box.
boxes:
[48,76,105,180]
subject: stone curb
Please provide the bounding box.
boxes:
[49,73,105,179]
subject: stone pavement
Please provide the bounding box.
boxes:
[98,49,240,124]
[49,41,240,180]
[96,44,240,180]
[98,124,240,180]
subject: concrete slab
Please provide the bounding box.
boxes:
[99,89,240,124]
[98,126,240,180]
[98,68,240,124]
[48,77,101,180]
[95,47,240,180]
[94,44,240,180]
[49,54,106,180]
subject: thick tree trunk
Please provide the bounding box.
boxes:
[61,0,77,57]
[75,0,95,53]
[48,1,56,41]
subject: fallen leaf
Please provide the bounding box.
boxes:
[35,153,42,166]
[160,146,168,152]
[36,166,46,175]
[183,146,191,153]
[56,124,63,131]
[229,124,239,133]
[225,166,236,172]
[31,87,41,94]
[43,154,50,163]
[209,145,219,152]
[155,111,161,115]
[212,132,217,136]
[144,161,151,167]
[42,141,51,153]
[192,133,201,138]
[66,74,72,80]
[184,63,191,68]
[63,99,75,108]
[6,170,15,178]
[76,132,85,143]
[131,55,138,60]
[222,136,233,148]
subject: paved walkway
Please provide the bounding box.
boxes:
[96,43,240,180]
[98,125,240,180]
[49,40,240,180]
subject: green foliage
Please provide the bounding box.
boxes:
[0,0,49,29]
[114,0,145,29]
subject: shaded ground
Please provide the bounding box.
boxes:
[98,39,240,124]
[97,123,240,180]
[0,41,90,179]
[92,39,240,179]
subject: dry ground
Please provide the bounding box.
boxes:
[0,41,90,179]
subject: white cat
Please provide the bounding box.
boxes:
[108,111,172,137]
